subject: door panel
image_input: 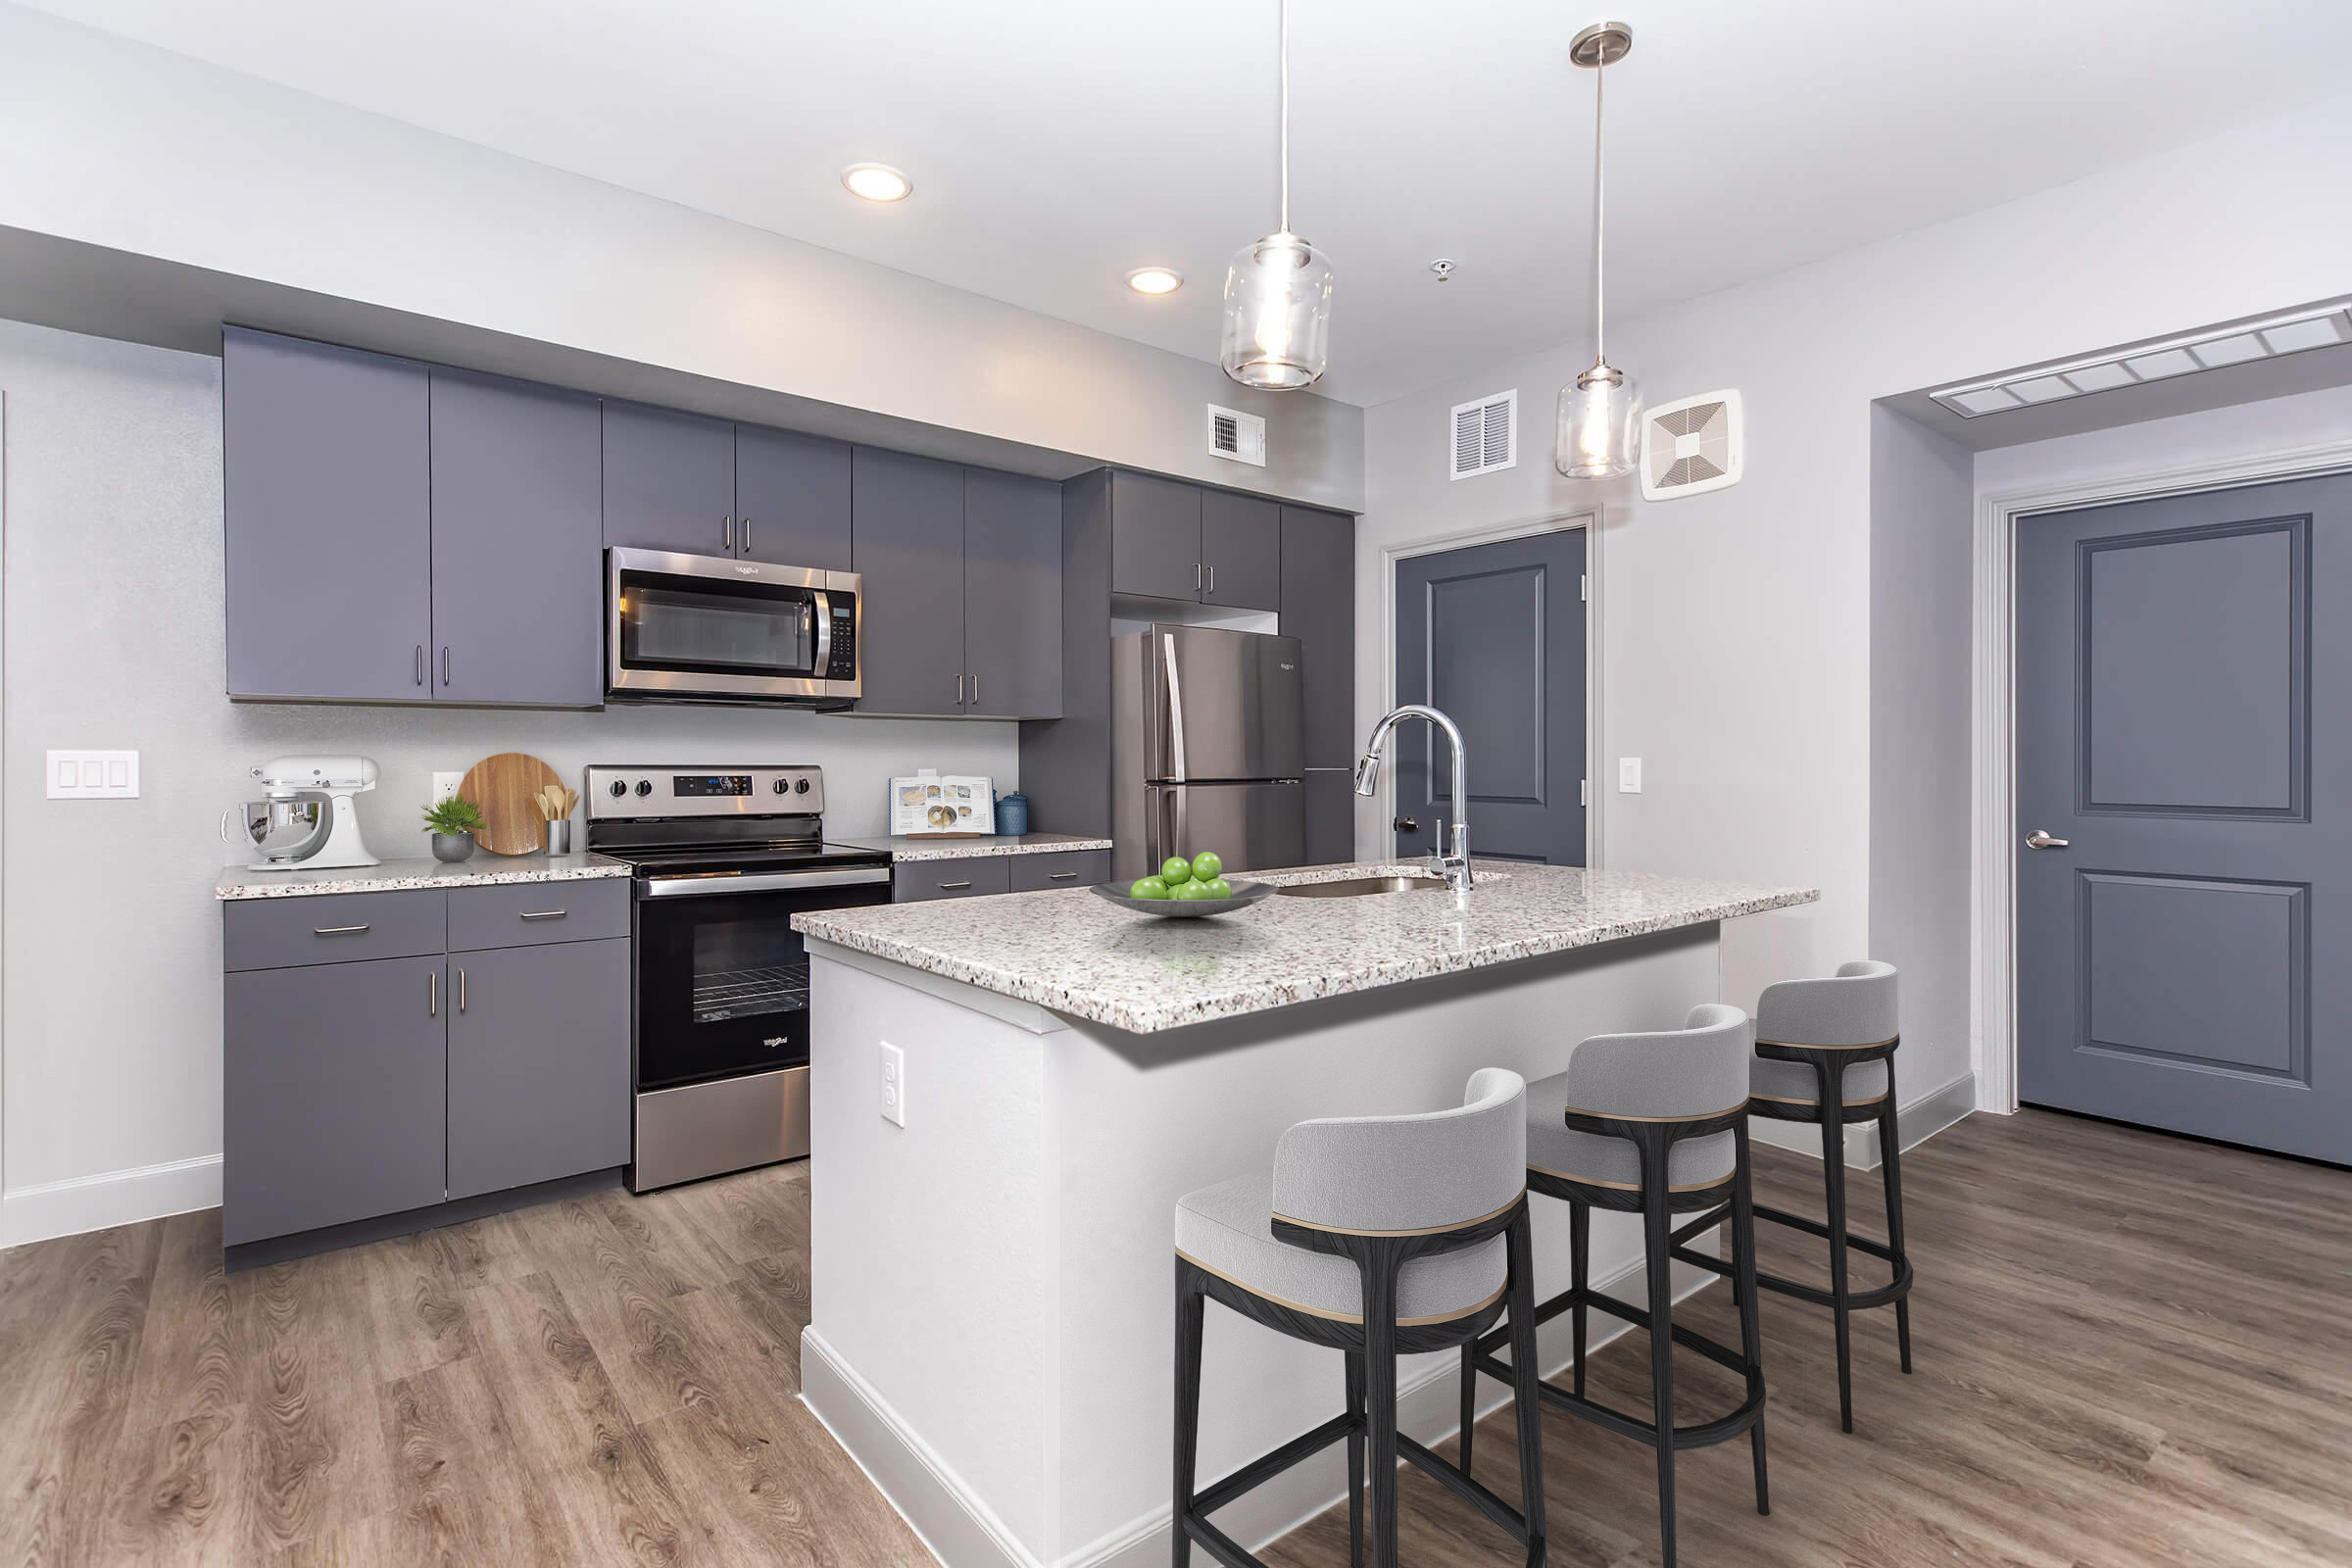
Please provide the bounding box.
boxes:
[602,402,736,557]
[1109,471,1202,601]
[223,328,432,702]
[735,424,854,568]
[428,368,605,706]
[1392,530,1586,864]
[962,467,1063,718]
[447,940,632,1200]
[852,447,967,715]
[1148,781,1304,876]
[2017,475,2350,1162]
[1281,506,1356,768]
[1200,491,1281,610]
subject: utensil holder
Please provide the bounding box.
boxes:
[543,818,573,856]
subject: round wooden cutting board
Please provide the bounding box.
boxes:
[457,752,564,856]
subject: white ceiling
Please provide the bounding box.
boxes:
[27,0,2352,406]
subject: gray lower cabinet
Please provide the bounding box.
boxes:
[894,857,1011,903]
[855,447,969,716]
[429,368,605,706]
[1200,491,1281,612]
[1280,505,1357,768]
[963,467,1063,718]
[223,955,448,1247]
[736,424,853,569]
[223,328,433,703]
[1007,849,1109,892]
[1110,471,1205,601]
[602,401,737,558]
[447,939,632,1200]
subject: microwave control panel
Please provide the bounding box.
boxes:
[824,594,858,680]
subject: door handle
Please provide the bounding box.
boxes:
[938,880,974,891]
[312,924,371,937]
[969,672,980,709]
[2025,829,2070,850]
[415,645,424,687]
[518,909,568,920]
[1206,564,1215,595]
[458,967,467,1013]
[741,516,752,555]
[442,646,451,686]
[429,970,437,1018]
[723,515,734,553]
[1394,817,1418,833]
[955,672,964,707]
[1048,871,1078,880]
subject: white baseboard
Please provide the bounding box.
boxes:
[806,1239,1727,1568]
[0,1152,220,1249]
[1746,1071,1977,1171]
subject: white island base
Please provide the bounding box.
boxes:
[798,889,1786,1568]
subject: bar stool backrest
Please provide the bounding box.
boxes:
[1560,1004,1753,1121]
[1755,960,1899,1048]
[1270,1068,1527,1239]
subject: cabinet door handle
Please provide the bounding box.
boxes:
[441,646,451,686]
[312,923,370,936]
[955,672,964,706]
[969,672,980,709]
[938,880,974,891]
[742,516,752,555]
[723,515,734,552]
[518,908,567,920]
[1195,563,1202,592]
[1048,871,1078,881]
[458,967,466,1013]
[1206,564,1215,594]
[415,645,424,687]
[429,970,438,1018]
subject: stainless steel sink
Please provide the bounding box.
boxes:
[1275,875,1453,899]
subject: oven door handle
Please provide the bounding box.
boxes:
[639,865,893,899]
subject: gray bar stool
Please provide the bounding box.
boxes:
[1465,1005,1768,1568]
[1675,960,1912,1434]
[1172,1070,1546,1568]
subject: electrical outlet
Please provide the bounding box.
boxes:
[46,750,139,799]
[1618,757,1643,794]
[879,1041,906,1128]
[432,771,463,805]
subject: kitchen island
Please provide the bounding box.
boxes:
[793,862,1816,1568]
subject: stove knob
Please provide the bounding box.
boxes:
[794,778,811,795]
[607,780,627,798]
[773,779,789,795]
[634,780,654,798]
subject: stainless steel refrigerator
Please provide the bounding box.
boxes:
[1111,625,1306,882]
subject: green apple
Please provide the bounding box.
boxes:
[1160,857,1195,885]
[1203,877,1233,899]
[1172,878,1219,900]
[1129,876,1170,900]
[1190,850,1224,881]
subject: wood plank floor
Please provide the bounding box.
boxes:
[2,1109,2346,1566]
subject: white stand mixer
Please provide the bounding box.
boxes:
[222,755,381,869]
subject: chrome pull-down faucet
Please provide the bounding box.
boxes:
[1353,704,1473,894]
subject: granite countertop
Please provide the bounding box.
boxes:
[794,860,1819,1033]
[217,852,633,900]
[832,832,1115,862]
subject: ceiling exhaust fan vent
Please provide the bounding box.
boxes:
[1206,404,1267,466]
[1450,389,1517,480]
[1640,390,1743,501]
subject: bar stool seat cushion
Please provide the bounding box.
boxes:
[1174,1170,1507,1323]
[1750,1055,1888,1105]
[1524,1071,1735,1189]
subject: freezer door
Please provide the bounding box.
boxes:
[1145,626,1305,782]
[1145,781,1306,878]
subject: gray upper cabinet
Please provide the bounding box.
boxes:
[1200,491,1282,612]
[963,468,1063,719]
[736,424,854,569]
[1109,472,1204,601]
[602,401,736,559]
[223,955,448,1247]
[1281,505,1357,768]
[854,447,968,716]
[447,939,632,1200]
[428,369,605,707]
[224,328,432,702]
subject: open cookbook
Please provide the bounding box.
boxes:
[888,772,997,836]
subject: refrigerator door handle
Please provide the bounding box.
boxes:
[1161,631,1188,782]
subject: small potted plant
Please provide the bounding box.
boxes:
[422,796,488,863]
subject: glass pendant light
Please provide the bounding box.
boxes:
[1220,0,1333,391]
[1556,21,1639,478]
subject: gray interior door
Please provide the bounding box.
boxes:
[1392,529,1587,864]
[2017,475,2352,1164]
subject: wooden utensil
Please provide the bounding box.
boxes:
[457,752,564,856]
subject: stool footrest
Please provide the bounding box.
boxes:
[1179,1512,1262,1568]
[1669,1243,1736,1281]
[1398,1434,1534,1544]
[1473,1349,1767,1451]
[1189,1409,1357,1518]
[1748,1201,1915,1310]
[1670,1204,1731,1247]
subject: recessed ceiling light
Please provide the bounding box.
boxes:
[1125,267,1185,297]
[841,163,912,203]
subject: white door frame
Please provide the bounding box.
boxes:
[1971,436,2352,1113]
[1379,507,1602,868]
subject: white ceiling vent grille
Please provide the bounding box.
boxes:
[1640,390,1743,501]
[1206,404,1267,467]
[1929,305,2352,418]
[1450,390,1517,480]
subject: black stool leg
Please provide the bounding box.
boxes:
[1642,1178,1679,1568]
[1570,1200,1590,1399]
[1457,1338,1477,1477]
[1346,1350,1366,1568]
[1732,1121,1769,1516]
[1877,1065,1913,1376]
[1815,1061,1855,1434]
[1362,1263,1401,1568]
[1173,1257,1205,1567]
[1505,1207,1548,1561]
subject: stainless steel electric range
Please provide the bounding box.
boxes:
[585,763,892,1192]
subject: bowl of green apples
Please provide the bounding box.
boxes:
[1092,852,1275,918]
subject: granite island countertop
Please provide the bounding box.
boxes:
[831,831,1114,862]
[794,860,1818,1033]
[216,852,633,900]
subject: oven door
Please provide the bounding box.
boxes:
[633,864,892,1091]
[608,548,859,702]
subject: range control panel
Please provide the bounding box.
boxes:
[584,764,825,819]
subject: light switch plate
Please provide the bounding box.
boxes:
[879,1040,906,1128]
[47,750,139,800]
[1617,757,1642,794]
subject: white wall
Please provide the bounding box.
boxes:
[0,318,1018,1242]
[1357,88,2352,1087]
[1978,381,2352,497]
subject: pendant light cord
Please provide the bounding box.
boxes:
[1591,44,1606,366]
[1278,0,1292,234]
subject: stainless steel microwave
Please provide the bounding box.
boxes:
[607,548,860,706]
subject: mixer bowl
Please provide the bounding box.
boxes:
[226,796,329,861]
